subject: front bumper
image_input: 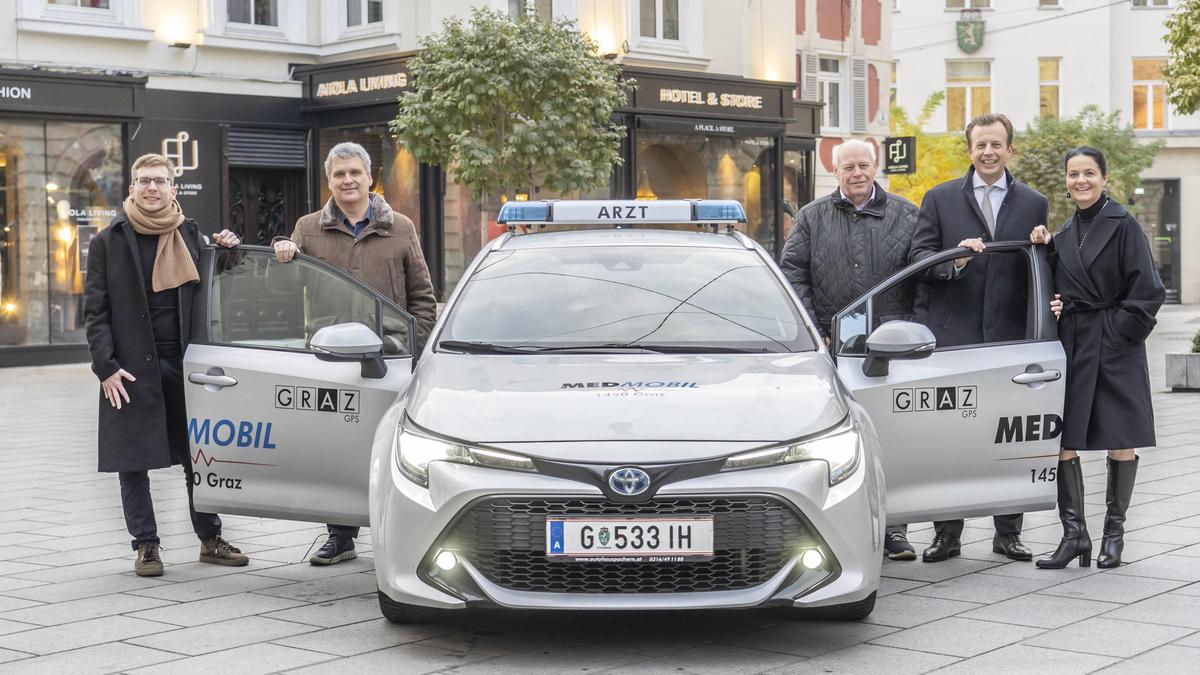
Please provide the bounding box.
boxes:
[371,450,882,611]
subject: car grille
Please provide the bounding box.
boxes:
[444,496,809,594]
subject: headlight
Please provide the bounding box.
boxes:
[722,417,860,485]
[395,423,535,487]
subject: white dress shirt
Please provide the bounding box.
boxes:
[838,185,876,212]
[971,171,1008,234]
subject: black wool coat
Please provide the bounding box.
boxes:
[910,168,1049,347]
[83,213,200,473]
[1049,200,1164,450]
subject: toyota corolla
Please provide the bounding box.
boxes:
[184,199,1063,622]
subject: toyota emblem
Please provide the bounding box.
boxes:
[608,467,651,496]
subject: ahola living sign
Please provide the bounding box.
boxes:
[315,72,408,98]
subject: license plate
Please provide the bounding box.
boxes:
[545,516,714,562]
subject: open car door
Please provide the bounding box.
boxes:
[831,242,1064,526]
[184,246,417,525]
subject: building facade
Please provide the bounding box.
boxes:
[0,0,832,366]
[793,0,896,198]
[892,0,1199,303]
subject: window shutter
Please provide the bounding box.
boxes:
[801,50,819,102]
[851,56,868,133]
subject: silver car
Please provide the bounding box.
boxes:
[186,199,1064,622]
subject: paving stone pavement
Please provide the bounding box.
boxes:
[0,305,1197,674]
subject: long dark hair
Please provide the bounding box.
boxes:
[1064,146,1107,176]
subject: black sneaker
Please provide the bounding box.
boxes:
[309,533,357,565]
[884,529,917,561]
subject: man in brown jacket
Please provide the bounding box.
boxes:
[274,141,437,565]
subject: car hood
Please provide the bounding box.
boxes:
[405,352,847,460]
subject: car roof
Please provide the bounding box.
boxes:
[494,228,754,251]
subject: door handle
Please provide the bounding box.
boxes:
[1012,370,1061,385]
[188,370,238,388]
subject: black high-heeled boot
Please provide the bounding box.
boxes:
[1037,457,1091,569]
[1097,456,1139,569]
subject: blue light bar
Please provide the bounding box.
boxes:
[694,201,746,223]
[497,202,550,224]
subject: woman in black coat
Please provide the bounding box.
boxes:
[1031,146,1165,569]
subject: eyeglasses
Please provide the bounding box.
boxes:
[134,177,171,188]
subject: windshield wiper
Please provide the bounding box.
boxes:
[615,344,773,354]
[439,341,776,355]
[521,343,774,354]
[437,340,539,354]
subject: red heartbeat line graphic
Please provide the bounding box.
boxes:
[191,448,275,467]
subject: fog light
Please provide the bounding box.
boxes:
[434,550,458,571]
[800,548,824,570]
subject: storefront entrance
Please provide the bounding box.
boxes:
[1136,179,1181,304]
[229,168,306,245]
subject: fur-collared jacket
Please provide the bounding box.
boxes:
[286,193,437,348]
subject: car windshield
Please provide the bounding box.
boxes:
[439,244,814,353]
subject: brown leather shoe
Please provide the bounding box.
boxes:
[199,536,249,566]
[135,543,164,577]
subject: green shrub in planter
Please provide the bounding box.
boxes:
[1192,329,1200,354]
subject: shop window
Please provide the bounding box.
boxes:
[1038,57,1060,119]
[346,0,382,27]
[639,0,680,40]
[228,0,277,26]
[1131,0,1172,7]
[0,121,124,348]
[945,0,989,8]
[946,60,991,131]
[783,145,814,222]
[819,57,845,132]
[1132,58,1167,130]
[1038,0,1060,7]
[636,131,778,253]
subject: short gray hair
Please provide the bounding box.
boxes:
[324,142,372,178]
[832,139,877,168]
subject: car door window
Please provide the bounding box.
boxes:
[206,247,413,357]
[830,243,1062,526]
[835,247,1042,355]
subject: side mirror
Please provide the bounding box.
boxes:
[311,322,387,379]
[862,321,936,377]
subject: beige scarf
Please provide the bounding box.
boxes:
[123,196,199,292]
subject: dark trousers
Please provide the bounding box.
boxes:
[934,513,1023,538]
[119,465,222,550]
[117,353,221,550]
[327,524,360,539]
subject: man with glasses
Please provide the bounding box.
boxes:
[84,153,247,577]
[274,142,437,565]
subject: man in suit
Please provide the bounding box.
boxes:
[909,113,1049,563]
[84,153,248,576]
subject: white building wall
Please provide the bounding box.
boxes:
[893,0,1199,303]
[796,0,895,197]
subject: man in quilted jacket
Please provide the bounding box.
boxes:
[780,138,921,561]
